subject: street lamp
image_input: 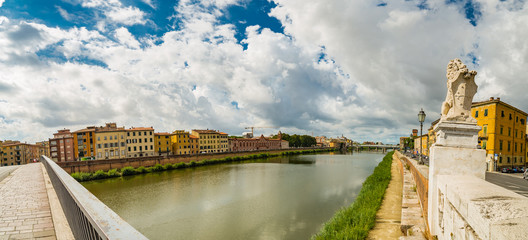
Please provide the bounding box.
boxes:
[418,108,426,165]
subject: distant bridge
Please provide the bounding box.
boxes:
[349,144,398,153]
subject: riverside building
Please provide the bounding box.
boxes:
[471,97,527,171]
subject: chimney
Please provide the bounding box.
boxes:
[497,97,500,101]
[489,97,494,101]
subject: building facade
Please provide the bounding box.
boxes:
[471,97,527,171]
[73,126,96,160]
[49,129,75,162]
[171,130,192,155]
[35,141,50,158]
[1,141,40,166]
[191,130,229,153]
[94,123,127,160]
[126,127,155,158]
[155,132,173,156]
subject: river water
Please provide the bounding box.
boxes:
[82,152,384,240]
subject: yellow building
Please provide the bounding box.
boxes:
[471,97,527,171]
[94,123,127,160]
[126,127,155,158]
[35,141,50,157]
[155,132,173,156]
[73,126,97,160]
[414,135,428,156]
[171,130,192,155]
[191,130,229,153]
[0,141,39,166]
[189,135,199,154]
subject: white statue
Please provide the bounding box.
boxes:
[440,58,478,123]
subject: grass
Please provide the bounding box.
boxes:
[71,148,337,182]
[312,151,394,240]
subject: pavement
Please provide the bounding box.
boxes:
[0,163,56,239]
[367,157,403,239]
[486,171,528,198]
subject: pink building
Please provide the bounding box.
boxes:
[229,132,288,152]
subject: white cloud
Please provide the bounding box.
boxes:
[114,27,141,49]
[0,0,5,8]
[105,6,146,25]
[2,0,528,144]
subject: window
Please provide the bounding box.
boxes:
[97,144,101,148]
[97,137,100,141]
[515,143,517,152]
[133,132,136,136]
[104,136,107,140]
[483,125,487,136]
[134,146,136,151]
[139,146,142,151]
[510,113,512,120]
[150,145,153,150]
[499,156,502,163]
[150,138,153,142]
[509,128,511,136]
[499,140,503,150]
[517,116,519,122]
[500,126,504,135]
[501,111,505,117]
[508,157,510,163]
[122,150,125,156]
[475,111,478,117]
[516,130,518,138]
[150,132,152,135]
[508,141,511,151]
[127,132,130,136]
[484,109,488,116]
[522,119,526,125]
[139,139,142,143]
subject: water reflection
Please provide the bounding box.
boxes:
[83,152,383,240]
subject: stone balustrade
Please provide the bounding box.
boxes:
[434,175,528,240]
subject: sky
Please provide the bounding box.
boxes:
[0,0,527,144]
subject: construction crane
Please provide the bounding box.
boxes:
[245,126,276,136]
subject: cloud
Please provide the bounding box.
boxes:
[2,0,528,144]
[114,27,141,48]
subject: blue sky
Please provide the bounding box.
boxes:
[1,0,527,143]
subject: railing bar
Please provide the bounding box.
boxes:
[40,156,147,240]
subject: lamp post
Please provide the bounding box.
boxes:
[418,108,426,165]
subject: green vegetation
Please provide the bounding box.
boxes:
[71,148,336,182]
[273,133,317,147]
[312,151,394,240]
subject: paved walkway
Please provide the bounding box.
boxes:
[367,157,403,239]
[0,163,56,240]
[399,160,426,239]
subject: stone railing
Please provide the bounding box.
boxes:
[41,156,148,240]
[433,175,528,239]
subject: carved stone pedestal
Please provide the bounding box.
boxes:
[427,121,486,236]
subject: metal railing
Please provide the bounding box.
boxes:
[40,156,148,240]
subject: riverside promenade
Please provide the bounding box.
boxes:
[0,164,57,239]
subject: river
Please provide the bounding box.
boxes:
[82,152,384,240]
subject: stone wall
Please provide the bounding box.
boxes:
[434,175,528,240]
[57,148,329,173]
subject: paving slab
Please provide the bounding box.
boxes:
[0,163,56,239]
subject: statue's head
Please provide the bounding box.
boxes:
[446,58,468,81]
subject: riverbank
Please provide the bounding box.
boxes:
[312,151,394,239]
[71,148,336,182]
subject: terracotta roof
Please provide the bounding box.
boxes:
[155,132,173,136]
[189,135,199,139]
[192,130,219,134]
[73,127,96,133]
[218,132,228,135]
[127,127,154,131]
